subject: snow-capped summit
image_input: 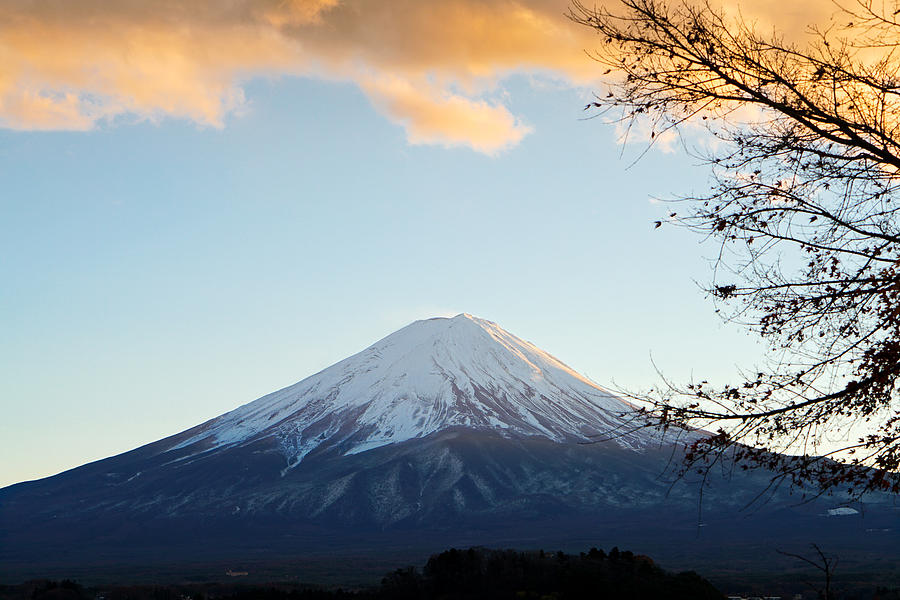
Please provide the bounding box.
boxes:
[173,313,654,469]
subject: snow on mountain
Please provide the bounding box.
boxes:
[172,314,666,470]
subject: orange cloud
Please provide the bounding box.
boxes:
[0,0,842,152]
[362,76,532,154]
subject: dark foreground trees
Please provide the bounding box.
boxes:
[380,547,722,600]
[571,0,900,497]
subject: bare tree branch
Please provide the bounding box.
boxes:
[571,0,900,497]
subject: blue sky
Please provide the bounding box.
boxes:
[0,75,766,487]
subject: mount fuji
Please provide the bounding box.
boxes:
[1,314,893,580]
[171,313,667,466]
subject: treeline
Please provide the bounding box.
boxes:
[3,546,726,600]
[378,546,723,600]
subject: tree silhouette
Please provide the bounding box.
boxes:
[778,544,839,600]
[571,0,900,497]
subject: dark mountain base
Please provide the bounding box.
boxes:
[2,513,898,591]
[4,547,900,600]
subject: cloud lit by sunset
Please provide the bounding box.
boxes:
[0,0,841,151]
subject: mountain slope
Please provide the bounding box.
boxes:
[1,314,893,580]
